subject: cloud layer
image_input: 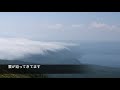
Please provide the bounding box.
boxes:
[89,22,117,30]
[40,22,119,32]
[0,37,77,60]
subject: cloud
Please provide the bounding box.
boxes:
[89,22,117,30]
[0,37,77,60]
[90,22,107,28]
[47,24,63,29]
[72,24,83,28]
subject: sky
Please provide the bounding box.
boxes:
[0,12,120,41]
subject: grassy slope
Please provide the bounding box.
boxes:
[0,60,47,78]
[0,74,48,78]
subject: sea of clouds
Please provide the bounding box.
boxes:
[0,37,77,60]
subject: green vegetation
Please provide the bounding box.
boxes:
[0,60,48,78]
[0,74,48,78]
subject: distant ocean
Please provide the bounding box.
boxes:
[59,41,120,68]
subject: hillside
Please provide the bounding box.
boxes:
[0,59,120,78]
[21,49,81,64]
[0,60,47,78]
[0,59,30,64]
[48,64,120,78]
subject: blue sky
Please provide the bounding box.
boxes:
[0,12,120,41]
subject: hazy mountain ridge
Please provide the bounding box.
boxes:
[21,49,81,64]
[0,49,120,78]
[0,59,120,78]
[0,59,30,64]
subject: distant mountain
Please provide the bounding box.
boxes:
[0,48,120,78]
[0,49,81,78]
[21,49,81,64]
[0,59,30,64]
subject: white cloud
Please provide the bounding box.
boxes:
[90,22,109,28]
[72,24,83,28]
[47,24,63,29]
[89,22,118,30]
[0,37,77,60]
